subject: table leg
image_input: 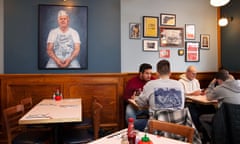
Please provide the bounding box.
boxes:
[53,124,60,144]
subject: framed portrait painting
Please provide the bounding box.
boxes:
[38,4,88,69]
[129,23,141,39]
[200,34,210,49]
[185,41,200,62]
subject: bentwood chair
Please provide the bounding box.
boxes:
[148,119,195,143]
[3,104,51,144]
[62,98,103,144]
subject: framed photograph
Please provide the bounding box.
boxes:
[200,34,210,49]
[185,41,200,62]
[143,16,159,38]
[160,13,176,26]
[129,23,141,39]
[38,4,88,69]
[178,49,184,56]
[185,24,195,40]
[160,27,184,47]
[159,49,170,58]
[143,40,159,51]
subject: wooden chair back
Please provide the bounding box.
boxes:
[92,98,103,139]
[3,104,25,144]
[148,119,194,143]
[20,97,33,113]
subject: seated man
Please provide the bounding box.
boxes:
[200,69,240,142]
[179,66,210,128]
[124,63,154,131]
[179,65,215,142]
[179,65,203,96]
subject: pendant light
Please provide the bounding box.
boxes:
[210,0,230,7]
[218,17,233,27]
[218,18,228,27]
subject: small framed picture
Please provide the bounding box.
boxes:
[143,39,158,51]
[185,41,200,62]
[143,16,159,38]
[159,49,170,58]
[129,23,141,39]
[185,24,195,40]
[160,13,176,26]
[200,34,210,49]
[178,49,184,56]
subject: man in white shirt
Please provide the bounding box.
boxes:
[179,65,215,143]
[179,65,203,96]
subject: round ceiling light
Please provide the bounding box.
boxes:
[210,0,230,7]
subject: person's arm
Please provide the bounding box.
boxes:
[62,43,80,67]
[185,90,202,96]
[46,43,65,68]
[206,78,219,101]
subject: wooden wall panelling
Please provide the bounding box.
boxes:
[65,75,124,129]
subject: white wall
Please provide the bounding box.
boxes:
[121,0,218,72]
[0,0,3,73]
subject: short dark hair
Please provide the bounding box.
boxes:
[157,60,170,75]
[139,63,152,73]
[215,69,229,81]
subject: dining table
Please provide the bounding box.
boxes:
[19,98,82,144]
[186,95,218,106]
[87,128,190,144]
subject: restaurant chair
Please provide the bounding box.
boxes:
[148,119,194,143]
[147,108,202,144]
[3,104,51,144]
[212,102,240,144]
[20,97,33,113]
[61,98,103,144]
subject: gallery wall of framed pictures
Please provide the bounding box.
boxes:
[128,12,210,62]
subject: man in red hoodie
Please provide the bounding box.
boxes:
[124,63,154,131]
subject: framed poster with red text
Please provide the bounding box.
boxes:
[185,41,200,62]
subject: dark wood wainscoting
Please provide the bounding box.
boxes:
[0,72,220,143]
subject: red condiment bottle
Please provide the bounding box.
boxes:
[127,118,136,144]
[138,134,153,144]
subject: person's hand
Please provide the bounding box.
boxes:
[191,90,202,96]
[61,57,72,68]
[130,91,136,100]
[210,78,217,85]
[200,89,206,95]
[55,59,66,68]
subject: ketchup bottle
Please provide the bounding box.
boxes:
[127,118,136,144]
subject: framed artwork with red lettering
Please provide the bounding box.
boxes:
[185,41,200,62]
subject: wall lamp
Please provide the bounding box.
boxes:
[218,17,233,27]
[210,0,230,7]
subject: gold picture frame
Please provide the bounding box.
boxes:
[143,16,159,38]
